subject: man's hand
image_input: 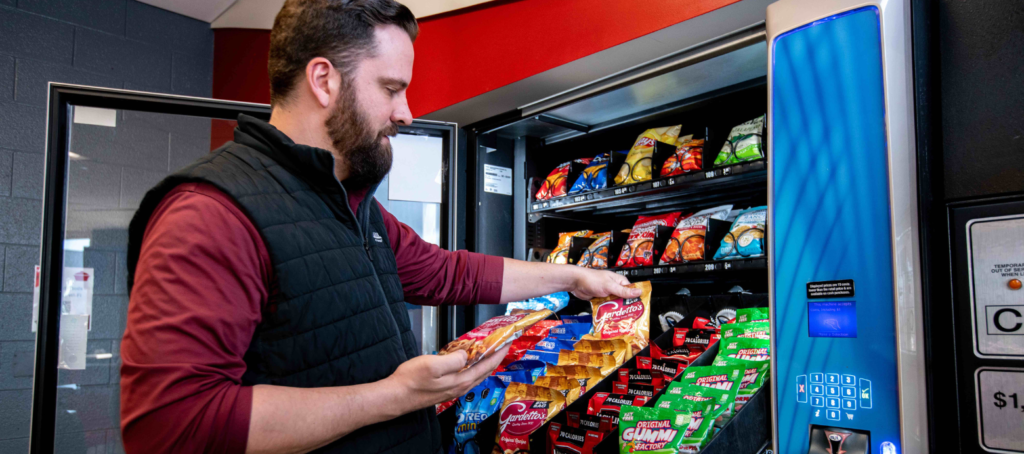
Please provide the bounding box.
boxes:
[570,267,642,300]
[385,344,510,413]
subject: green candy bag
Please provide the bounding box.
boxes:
[735,307,768,323]
[713,115,765,167]
[717,337,770,362]
[619,403,715,454]
[678,365,744,425]
[712,356,769,411]
[720,321,770,340]
[659,382,737,427]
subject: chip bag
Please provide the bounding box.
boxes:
[534,337,577,353]
[552,425,604,454]
[651,358,685,381]
[492,383,566,454]
[735,307,769,323]
[713,207,766,260]
[660,137,705,177]
[441,310,553,369]
[524,320,562,338]
[588,393,651,428]
[507,336,544,362]
[560,314,593,325]
[534,375,586,404]
[569,152,612,195]
[588,281,653,352]
[711,356,769,410]
[557,350,620,376]
[449,377,507,454]
[720,321,770,340]
[660,205,732,264]
[545,365,605,382]
[616,214,682,268]
[611,382,656,399]
[679,365,745,425]
[614,125,682,185]
[577,231,613,269]
[549,230,594,264]
[618,404,714,454]
[548,322,592,341]
[536,158,592,201]
[521,349,559,365]
[505,292,570,315]
[713,115,765,167]
[716,337,770,362]
[567,411,614,433]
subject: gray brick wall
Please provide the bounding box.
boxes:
[0,2,213,452]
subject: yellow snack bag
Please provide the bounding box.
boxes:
[548,230,594,264]
[492,383,566,454]
[557,350,620,376]
[614,125,682,185]
[589,281,653,353]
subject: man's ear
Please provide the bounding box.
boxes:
[305,57,338,109]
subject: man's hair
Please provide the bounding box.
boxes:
[269,0,418,106]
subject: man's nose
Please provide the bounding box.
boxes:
[391,93,413,126]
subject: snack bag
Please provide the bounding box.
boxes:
[507,336,544,361]
[549,230,594,264]
[492,383,566,454]
[577,231,613,269]
[441,310,553,369]
[557,350,620,376]
[660,205,732,264]
[661,382,737,427]
[679,365,745,425]
[534,375,586,404]
[560,314,593,325]
[545,365,604,381]
[711,356,769,410]
[588,393,651,427]
[589,281,653,352]
[548,322,592,340]
[524,320,562,337]
[505,292,570,315]
[616,214,682,268]
[720,321,770,340]
[651,358,685,381]
[567,411,614,433]
[496,360,546,385]
[735,307,769,323]
[671,328,721,357]
[713,207,766,260]
[521,349,559,365]
[552,425,604,454]
[611,382,656,399]
[614,125,682,185]
[569,152,612,195]
[650,343,692,366]
[717,337,770,362]
[534,337,577,353]
[713,115,765,167]
[573,338,632,356]
[448,377,506,454]
[618,404,714,454]
[536,158,592,201]
[660,137,705,177]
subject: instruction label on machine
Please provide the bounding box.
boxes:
[969,215,1024,357]
[483,164,512,196]
[976,368,1024,452]
[806,279,855,299]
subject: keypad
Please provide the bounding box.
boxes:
[796,373,871,421]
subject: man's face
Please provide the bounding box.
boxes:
[326,24,414,190]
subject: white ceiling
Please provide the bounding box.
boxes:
[139,0,496,28]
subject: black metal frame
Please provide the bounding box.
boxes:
[30,83,457,453]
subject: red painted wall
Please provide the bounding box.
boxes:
[211,0,740,118]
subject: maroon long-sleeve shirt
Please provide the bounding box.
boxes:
[120,182,503,454]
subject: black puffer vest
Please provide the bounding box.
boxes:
[126,115,441,453]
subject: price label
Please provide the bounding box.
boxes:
[705,171,716,179]
[574,195,586,203]
[977,368,1024,452]
[653,267,665,275]
[652,180,664,189]
[669,178,675,185]
[724,262,732,270]
[723,167,732,176]
[705,263,716,271]
[615,188,627,195]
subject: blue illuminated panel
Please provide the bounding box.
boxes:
[771,6,901,454]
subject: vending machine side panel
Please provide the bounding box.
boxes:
[767,0,927,453]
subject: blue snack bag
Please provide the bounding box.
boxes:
[448,376,506,454]
[505,292,570,315]
[495,369,534,385]
[500,359,546,384]
[568,152,611,195]
[548,322,592,340]
[560,314,593,325]
[713,207,767,260]
[534,337,577,353]
[521,349,560,365]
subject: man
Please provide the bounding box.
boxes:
[120,1,639,453]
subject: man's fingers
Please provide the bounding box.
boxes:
[431,350,468,377]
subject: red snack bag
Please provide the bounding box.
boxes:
[588,393,650,427]
[651,342,692,365]
[524,320,562,337]
[567,412,614,433]
[673,328,689,347]
[635,356,653,370]
[441,310,552,370]
[548,422,562,449]
[493,383,565,454]
[535,159,592,201]
[652,358,685,381]
[611,382,656,399]
[436,397,457,415]
[660,138,705,177]
[615,212,682,268]
[552,426,603,454]
[508,335,544,361]
[616,368,654,384]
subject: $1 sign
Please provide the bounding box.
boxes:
[993,391,1022,411]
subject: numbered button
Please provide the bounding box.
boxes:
[843,398,857,411]
[810,384,824,395]
[843,374,856,385]
[826,397,840,409]
[842,386,856,398]
[811,396,825,407]
[826,385,840,397]
[827,409,840,421]
[827,374,840,385]
[810,373,824,384]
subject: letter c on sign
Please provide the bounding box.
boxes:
[993,308,1022,333]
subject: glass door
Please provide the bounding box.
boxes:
[29,84,454,454]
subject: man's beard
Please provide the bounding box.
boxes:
[326,86,399,190]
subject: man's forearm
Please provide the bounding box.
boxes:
[246,380,407,454]
[499,257,583,303]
